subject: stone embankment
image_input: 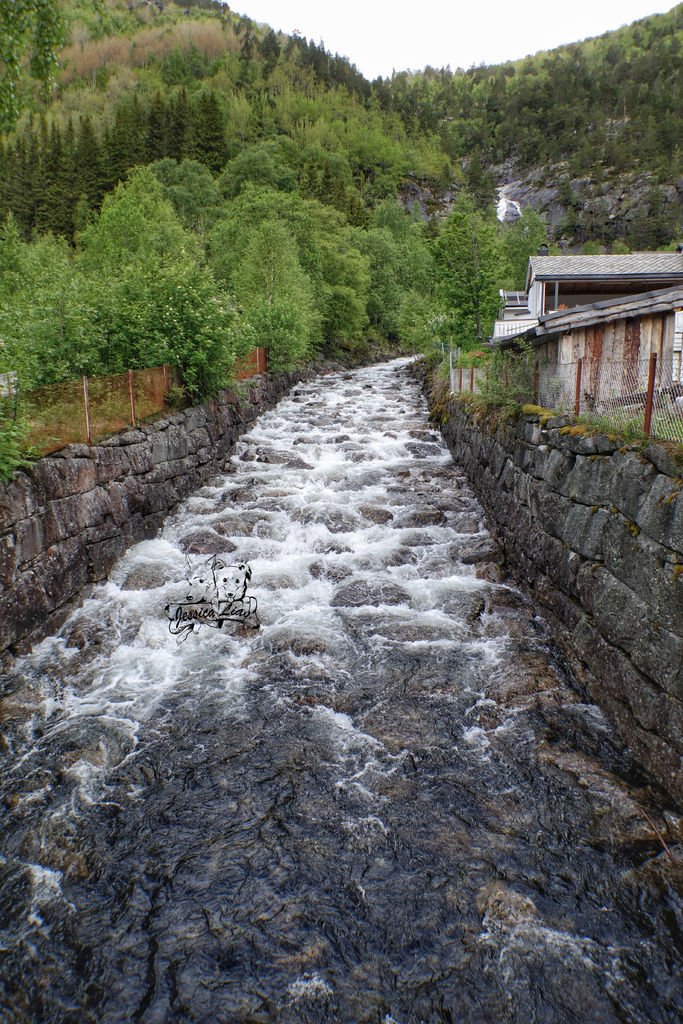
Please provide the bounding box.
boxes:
[428,380,683,806]
[0,370,309,657]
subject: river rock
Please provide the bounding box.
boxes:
[296,508,360,533]
[308,562,353,582]
[398,507,447,527]
[451,512,482,533]
[358,505,394,524]
[405,441,443,457]
[179,529,233,554]
[477,881,540,928]
[199,523,238,548]
[457,537,504,565]
[121,564,168,590]
[330,580,411,607]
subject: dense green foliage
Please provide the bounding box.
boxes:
[377,6,683,181]
[0,0,65,130]
[1,0,680,436]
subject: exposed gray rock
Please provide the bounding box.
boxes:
[358,505,394,524]
[121,564,169,591]
[331,580,411,607]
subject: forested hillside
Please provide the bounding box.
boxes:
[377,3,683,247]
[0,0,681,435]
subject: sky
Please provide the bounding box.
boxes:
[232,1,677,80]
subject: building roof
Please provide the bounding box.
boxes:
[495,285,683,348]
[528,252,683,285]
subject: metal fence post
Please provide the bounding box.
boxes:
[128,369,137,428]
[83,376,92,445]
[643,352,657,436]
[574,358,583,417]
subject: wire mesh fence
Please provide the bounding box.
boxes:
[1,365,174,457]
[447,344,683,443]
[1,348,271,458]
[234,347,267,381]
[449,359,486,396]
[0,362,174,454]
[536,355,683,442]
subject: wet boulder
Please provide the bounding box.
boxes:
[477,881,540,929]
[308,562,353,583]
[397,506,447,527]
[331,579,411,607]
[179,529,234,555]
[121,564,168,590]
[358,505,394,525]
[405,441,443,457]
[457,537,504,565]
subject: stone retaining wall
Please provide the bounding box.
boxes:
[0,370,306,657]
[431,385,683,806]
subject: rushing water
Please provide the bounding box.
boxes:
[1,359,681,1024]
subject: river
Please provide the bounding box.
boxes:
[0,359,681,1024]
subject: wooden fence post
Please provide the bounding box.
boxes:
[459,367,463,392]
[128,369,137,428]
[83,376,92,446]
[644,352,657,437]
[574,358,583,417]
[533,363,539,403]
[470,367,474,392]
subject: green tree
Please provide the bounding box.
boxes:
[500,207,547,289]
[219,140,297,198]
[78,168,233,396]
[0,230,105,388]
[150,158,224,234]
[192,91,227,173]
[0,0,64,130]
[233,220,318,371]
[318,230,370,347]
[434,193,501,348]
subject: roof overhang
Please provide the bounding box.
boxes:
[492,285,683,349]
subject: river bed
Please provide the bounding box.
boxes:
[1,359,681,1024]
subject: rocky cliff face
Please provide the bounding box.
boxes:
[0,370,307,657]
[427,383,683,807]
[495,164,683,246]
[400,167,683,248]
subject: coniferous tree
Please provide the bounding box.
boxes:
[146,93,170,163]
[192,92,226,173]
[75,116,105,212]
[167,88,194,162]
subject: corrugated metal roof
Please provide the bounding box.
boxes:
[529,253,683,281]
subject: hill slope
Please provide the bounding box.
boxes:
[2,1,682,248]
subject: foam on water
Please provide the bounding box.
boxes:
[2,359,677,1023]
